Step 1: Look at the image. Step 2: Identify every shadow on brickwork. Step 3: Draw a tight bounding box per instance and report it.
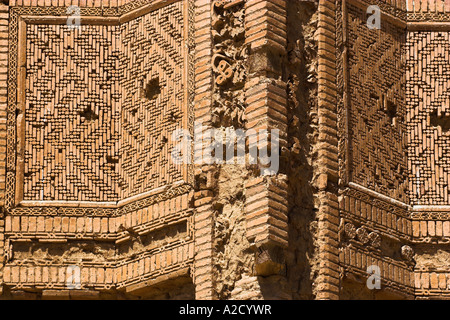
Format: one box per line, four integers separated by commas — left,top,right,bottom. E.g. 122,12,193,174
275,0,319,300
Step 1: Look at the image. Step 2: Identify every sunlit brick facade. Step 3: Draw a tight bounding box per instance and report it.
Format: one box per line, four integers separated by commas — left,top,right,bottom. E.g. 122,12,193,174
0,0,449,300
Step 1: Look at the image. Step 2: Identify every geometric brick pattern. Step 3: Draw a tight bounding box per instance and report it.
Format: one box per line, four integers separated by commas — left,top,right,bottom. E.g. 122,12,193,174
22,1,185,202
25,24,121,202
347,3,408,203
406,31,450,205
339,0,450,300
4,0,450,300
0,2,9,297
350,0,450,19
120,4,185,199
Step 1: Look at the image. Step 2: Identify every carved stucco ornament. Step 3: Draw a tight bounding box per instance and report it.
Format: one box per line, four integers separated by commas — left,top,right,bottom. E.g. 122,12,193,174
212,54,234,86
356,227,369,244
344,222,356,239
368,232,381,248
401,245,414,261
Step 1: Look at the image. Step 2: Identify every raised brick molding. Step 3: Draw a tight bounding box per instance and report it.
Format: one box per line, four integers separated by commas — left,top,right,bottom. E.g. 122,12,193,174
243,0,288,252
0,2,7,297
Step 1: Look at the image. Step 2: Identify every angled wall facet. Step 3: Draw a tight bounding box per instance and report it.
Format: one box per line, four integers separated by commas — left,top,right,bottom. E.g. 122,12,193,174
2,0,196,299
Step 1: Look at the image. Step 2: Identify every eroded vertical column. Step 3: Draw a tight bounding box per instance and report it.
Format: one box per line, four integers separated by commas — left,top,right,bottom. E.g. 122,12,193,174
314,0,340,300
244,0,289,275
193,0,216,300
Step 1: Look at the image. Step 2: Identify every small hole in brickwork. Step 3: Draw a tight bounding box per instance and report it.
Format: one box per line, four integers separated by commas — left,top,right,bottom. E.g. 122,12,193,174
106,156,119,164
386,101,397,119
168,111,181,122
382,95,397,126
32,122,45,129
430,110,450,133
370,92,379,100
79,106,99,121
144,78,161,100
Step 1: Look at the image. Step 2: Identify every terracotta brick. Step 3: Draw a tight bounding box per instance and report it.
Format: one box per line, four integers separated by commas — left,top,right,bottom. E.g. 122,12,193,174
2,0,450,302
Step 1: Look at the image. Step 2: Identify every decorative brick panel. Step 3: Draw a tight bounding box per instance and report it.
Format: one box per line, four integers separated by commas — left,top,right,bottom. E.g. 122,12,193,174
406,31,450,205
2,0,450,301
336,0,450,300
337,0,413,299
2,0,197,297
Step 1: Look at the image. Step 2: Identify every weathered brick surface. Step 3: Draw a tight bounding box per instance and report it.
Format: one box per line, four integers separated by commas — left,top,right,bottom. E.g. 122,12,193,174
2,0,450,300
0,3,6,294
1,0,196,299
336,0,450,300
314,0,340,300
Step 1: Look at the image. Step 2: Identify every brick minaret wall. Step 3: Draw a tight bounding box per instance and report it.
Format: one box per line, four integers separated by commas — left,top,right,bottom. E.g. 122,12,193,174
2,0,450,300
2,0,197,299
335,0,450,299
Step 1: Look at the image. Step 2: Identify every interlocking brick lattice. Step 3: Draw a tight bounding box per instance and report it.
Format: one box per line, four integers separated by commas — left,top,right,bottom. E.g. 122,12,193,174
21,1,186,203
407,31,450,205
25,24,122,202
347,3,408,203
119,5,185,199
